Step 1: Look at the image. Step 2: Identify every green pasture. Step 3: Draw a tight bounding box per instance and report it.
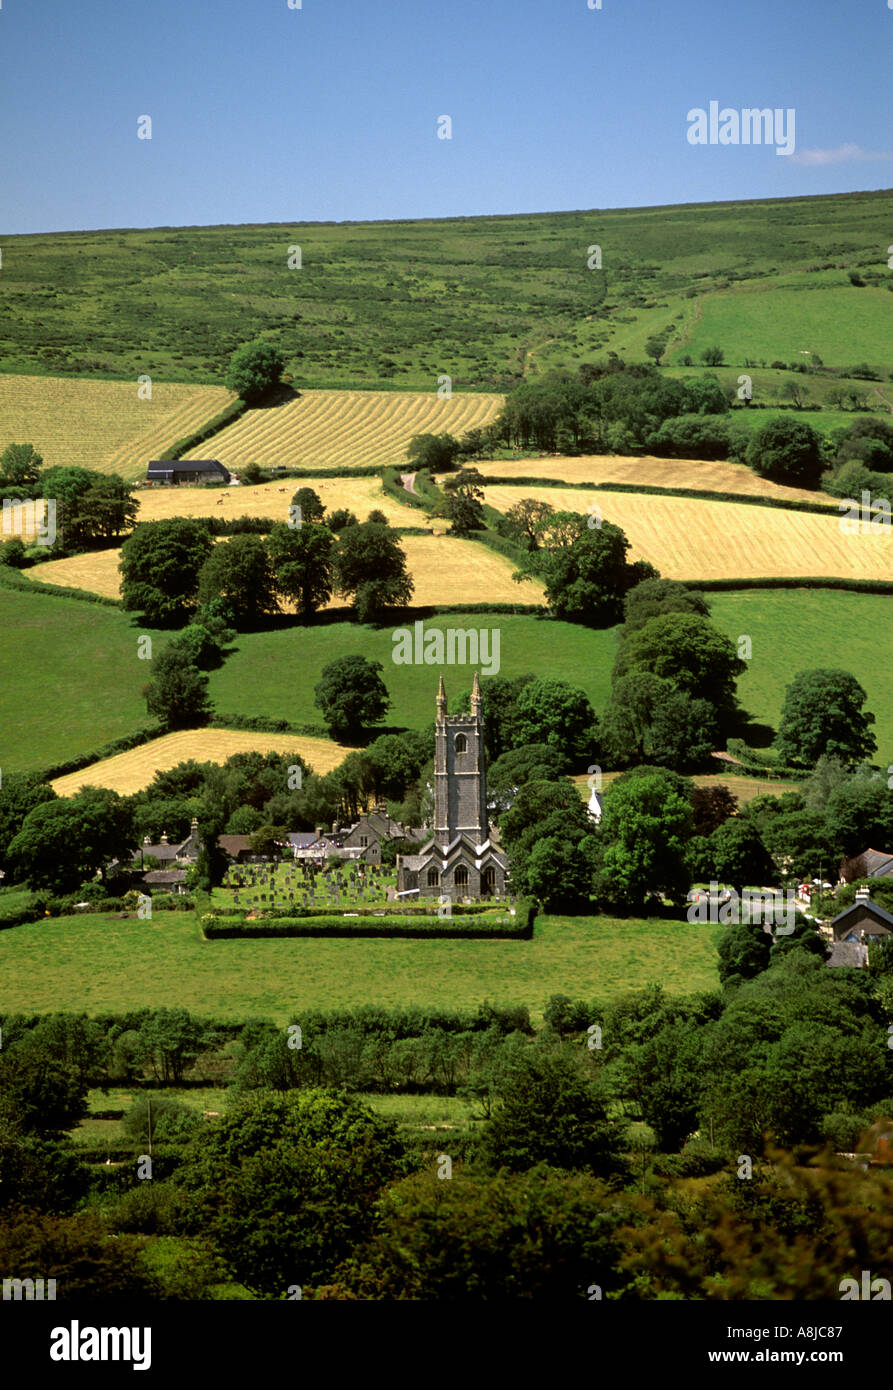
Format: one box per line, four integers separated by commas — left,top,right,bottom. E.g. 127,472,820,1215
208,613,618,737
0,588,156,777
709,589,893,765
0,910,722,1025
670,283,893,375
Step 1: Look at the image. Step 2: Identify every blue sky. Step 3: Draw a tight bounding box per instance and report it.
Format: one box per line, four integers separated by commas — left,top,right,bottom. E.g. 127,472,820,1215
1,0,891,234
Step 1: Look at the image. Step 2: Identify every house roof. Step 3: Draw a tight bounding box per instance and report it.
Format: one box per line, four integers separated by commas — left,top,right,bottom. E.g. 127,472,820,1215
827,941,869,968
218,834,253,858
841,848,893,881
831,899,893,930
142,868,187,886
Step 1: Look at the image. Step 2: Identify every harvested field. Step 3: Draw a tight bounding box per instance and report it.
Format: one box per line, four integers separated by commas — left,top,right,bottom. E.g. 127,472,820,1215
51,729,355,797
183,389,502,470
482,485,892,582
474,453,840,506
0,374,232,479
135,474,416,527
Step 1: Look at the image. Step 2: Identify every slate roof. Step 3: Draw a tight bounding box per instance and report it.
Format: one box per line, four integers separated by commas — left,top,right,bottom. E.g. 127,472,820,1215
827,941,869,968
840,848,893,882
142,868,187,886
832,899,893,932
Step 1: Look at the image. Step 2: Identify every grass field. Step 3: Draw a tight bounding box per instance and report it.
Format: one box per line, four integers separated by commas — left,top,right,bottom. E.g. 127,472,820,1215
709,589,893,766
135,475,419,527
28,533,546,607
0,588,159,777
207,614,616,734
669,281,893,372
184,390,503,471
0,374,232,479
50,729,355,797
0,911,723,1024
473,452,840,506
482,484,893,582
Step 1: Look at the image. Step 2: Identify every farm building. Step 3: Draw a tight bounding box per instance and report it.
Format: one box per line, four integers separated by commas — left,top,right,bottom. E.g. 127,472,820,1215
146,459,231,485
397,675,508,901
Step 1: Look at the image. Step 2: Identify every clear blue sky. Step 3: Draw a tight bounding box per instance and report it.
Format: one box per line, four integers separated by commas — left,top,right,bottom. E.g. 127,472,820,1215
1,0,891,234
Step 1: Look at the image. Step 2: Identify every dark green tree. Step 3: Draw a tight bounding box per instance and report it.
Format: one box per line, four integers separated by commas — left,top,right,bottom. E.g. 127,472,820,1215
7,787,137,895
313,654,390,739
143,646,212,731
266,521,335,616
196,533,279,626
746,417,824,485
119,518,214,626
775,669,877,768
224,340,285,403
334,522,414,619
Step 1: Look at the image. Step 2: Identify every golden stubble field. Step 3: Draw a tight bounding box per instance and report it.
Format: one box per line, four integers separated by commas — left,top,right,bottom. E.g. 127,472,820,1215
474,453,840,506
135,475,417,527
183,389,503,470
51,729,356,797
0,374,233,479
482,485,893,581
29,533,546,606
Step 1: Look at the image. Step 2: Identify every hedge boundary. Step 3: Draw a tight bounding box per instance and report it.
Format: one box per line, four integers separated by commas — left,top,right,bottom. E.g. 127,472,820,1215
162,397,247,460
35,723,165,782
0,565,122,607
202,900,535,939
209,713,331,739
479,476,841,516
687,577,893,595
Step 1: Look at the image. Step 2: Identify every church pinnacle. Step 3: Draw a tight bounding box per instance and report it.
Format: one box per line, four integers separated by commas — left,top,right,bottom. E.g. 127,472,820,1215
436,674,447,718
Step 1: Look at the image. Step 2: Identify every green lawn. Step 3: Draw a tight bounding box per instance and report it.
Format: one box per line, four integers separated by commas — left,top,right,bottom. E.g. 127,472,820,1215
709,590,893,765
0,910,722,1025
676,282,893,373
0,587,157,777
208,613,619,734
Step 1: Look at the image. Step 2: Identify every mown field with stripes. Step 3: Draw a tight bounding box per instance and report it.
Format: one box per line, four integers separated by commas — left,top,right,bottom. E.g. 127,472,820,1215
473,452,841,506
0,374,232,479
182,389,503,470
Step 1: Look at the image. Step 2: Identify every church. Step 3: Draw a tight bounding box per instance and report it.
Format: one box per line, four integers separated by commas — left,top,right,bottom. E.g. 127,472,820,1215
396,674,509,901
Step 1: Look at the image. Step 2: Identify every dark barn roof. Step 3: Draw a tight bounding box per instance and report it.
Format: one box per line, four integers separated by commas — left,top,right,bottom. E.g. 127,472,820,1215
147,459,230,482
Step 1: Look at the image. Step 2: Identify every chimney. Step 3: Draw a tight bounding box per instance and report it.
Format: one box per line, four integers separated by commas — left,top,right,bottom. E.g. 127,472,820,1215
855,886,871,903
143,835,151,846
315,824,324,840
160,832,169,845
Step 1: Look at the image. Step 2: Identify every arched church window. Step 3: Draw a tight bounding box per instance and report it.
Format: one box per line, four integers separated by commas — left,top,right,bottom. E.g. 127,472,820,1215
455,733,467,754
427,867,440,887
482,866,496,896
454,865,469,889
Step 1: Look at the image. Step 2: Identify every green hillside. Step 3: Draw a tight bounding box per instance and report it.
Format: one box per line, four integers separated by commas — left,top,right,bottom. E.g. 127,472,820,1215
1,190,890,390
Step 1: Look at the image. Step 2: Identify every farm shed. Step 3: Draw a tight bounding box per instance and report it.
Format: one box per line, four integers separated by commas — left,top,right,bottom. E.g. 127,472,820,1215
146,459,231,485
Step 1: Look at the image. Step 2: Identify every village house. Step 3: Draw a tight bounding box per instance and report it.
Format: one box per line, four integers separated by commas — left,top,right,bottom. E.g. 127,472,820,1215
826,888,893,968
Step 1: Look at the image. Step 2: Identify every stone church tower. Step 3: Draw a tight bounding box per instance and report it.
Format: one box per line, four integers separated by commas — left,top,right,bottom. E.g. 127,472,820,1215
433,673,488,845
396,673,508,901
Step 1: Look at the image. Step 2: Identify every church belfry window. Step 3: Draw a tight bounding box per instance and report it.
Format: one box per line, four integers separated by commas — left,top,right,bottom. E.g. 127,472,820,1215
455,733,467,754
